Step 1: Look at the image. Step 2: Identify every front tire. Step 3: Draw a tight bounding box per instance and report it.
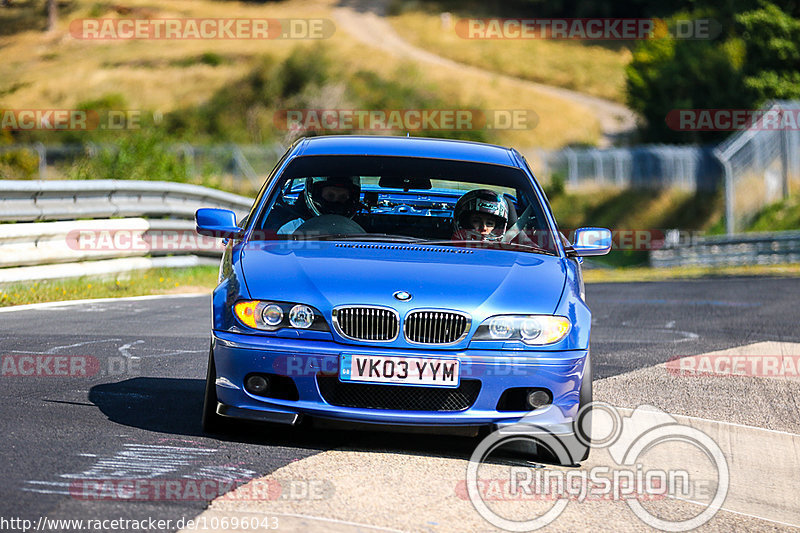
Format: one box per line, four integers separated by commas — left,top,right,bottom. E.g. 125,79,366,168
569,352,593,462
202,343,228,434
533,352,592,465
498,353,592,465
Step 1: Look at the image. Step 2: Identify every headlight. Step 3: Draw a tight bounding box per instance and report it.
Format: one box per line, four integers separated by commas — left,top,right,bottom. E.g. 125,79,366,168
488,316,515,339
262,304,284,327
234,300,328,331
474,315,570,345
519,318,543,340
289,304,314,329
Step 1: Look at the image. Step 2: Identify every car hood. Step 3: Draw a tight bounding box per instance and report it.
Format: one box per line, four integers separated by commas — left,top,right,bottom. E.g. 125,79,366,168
240,242,567,316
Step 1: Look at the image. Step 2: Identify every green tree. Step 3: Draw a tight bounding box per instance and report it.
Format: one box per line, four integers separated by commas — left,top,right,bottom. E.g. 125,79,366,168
625,2,800,143
626,16,748,143
737,3,800,102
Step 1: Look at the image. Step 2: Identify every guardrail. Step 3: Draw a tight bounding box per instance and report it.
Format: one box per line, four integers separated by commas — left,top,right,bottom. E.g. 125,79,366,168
0,143,286,186
0,179,253,222
0,180,253,283
650,230,800,267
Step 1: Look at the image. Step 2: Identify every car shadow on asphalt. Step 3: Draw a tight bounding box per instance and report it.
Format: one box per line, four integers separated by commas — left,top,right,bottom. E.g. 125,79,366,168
89,377,558,467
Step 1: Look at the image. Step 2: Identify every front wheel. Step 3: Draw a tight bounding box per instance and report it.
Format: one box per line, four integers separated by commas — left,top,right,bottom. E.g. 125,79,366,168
201,343,229,434
533,352,592,465
498,353,592,465
566,352,593,463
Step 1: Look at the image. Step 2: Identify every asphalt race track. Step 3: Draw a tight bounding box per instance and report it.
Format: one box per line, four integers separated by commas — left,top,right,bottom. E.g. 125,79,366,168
1,278,798,532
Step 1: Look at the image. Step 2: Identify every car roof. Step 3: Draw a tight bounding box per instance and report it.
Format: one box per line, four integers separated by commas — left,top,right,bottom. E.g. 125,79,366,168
293,135,521,168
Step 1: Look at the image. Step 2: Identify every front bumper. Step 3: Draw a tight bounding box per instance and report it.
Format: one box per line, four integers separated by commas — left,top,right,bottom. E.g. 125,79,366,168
211,331,588,431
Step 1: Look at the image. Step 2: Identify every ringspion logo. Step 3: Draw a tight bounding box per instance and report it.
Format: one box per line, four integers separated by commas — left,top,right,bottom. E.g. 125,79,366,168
455,474,669,502
466,403,729,531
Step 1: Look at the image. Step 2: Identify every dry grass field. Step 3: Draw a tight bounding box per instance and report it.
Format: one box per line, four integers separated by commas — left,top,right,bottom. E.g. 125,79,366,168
388,10,631,103
1,0,603,149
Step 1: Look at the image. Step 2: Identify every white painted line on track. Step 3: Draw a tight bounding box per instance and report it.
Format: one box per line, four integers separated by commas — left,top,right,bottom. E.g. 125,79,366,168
602,404,800,527
44,339,123,354
668,495,800,530
118,340,145,359
21,489,72,496
629,406,800,438
0,292,208,313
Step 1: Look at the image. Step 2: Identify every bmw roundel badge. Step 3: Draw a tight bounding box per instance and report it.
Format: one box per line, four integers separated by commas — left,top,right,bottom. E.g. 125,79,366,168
393,291,412,301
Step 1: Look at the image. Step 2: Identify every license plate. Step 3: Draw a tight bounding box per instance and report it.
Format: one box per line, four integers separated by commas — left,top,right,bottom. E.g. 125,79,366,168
339,354,460,388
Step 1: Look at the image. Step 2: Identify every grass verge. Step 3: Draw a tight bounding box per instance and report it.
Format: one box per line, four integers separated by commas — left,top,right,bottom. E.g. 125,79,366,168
547,187,725,267
584,262,800,283
0,266,218,307
748,195,800,232
2,262,797,308
387,10,631,103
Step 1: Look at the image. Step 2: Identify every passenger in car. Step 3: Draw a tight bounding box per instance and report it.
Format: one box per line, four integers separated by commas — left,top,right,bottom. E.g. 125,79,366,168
451,189,510,242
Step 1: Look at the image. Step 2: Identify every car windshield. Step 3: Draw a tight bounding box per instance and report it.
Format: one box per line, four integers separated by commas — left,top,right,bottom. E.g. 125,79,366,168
251,155,559,254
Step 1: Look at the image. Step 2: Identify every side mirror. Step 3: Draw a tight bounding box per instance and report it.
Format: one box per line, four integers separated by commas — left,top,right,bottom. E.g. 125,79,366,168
572,227,611,256
196,208,245,239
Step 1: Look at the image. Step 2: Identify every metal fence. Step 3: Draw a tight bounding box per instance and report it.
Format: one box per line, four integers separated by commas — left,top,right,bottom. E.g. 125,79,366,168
530,144,721,192
2,141,725,192
651,230,800,267
714,100,800,233
0,143,285,192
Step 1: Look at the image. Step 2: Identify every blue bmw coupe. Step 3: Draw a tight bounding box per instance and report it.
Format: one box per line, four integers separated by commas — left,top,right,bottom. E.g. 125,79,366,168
196,135,611,464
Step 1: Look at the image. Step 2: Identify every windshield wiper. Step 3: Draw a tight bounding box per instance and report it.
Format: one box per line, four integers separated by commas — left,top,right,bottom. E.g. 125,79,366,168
416,240,555,255
291,233,426,243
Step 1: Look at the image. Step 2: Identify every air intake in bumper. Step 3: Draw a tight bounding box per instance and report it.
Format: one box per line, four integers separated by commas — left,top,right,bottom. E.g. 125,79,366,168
317,375,481,411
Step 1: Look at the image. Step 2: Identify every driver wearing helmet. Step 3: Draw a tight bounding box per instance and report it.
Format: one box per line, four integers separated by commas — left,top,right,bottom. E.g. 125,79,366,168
278,176,361,234
452,189,509,242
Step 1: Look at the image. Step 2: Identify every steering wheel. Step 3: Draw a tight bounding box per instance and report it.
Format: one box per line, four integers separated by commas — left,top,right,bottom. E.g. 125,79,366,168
292,214,366,236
